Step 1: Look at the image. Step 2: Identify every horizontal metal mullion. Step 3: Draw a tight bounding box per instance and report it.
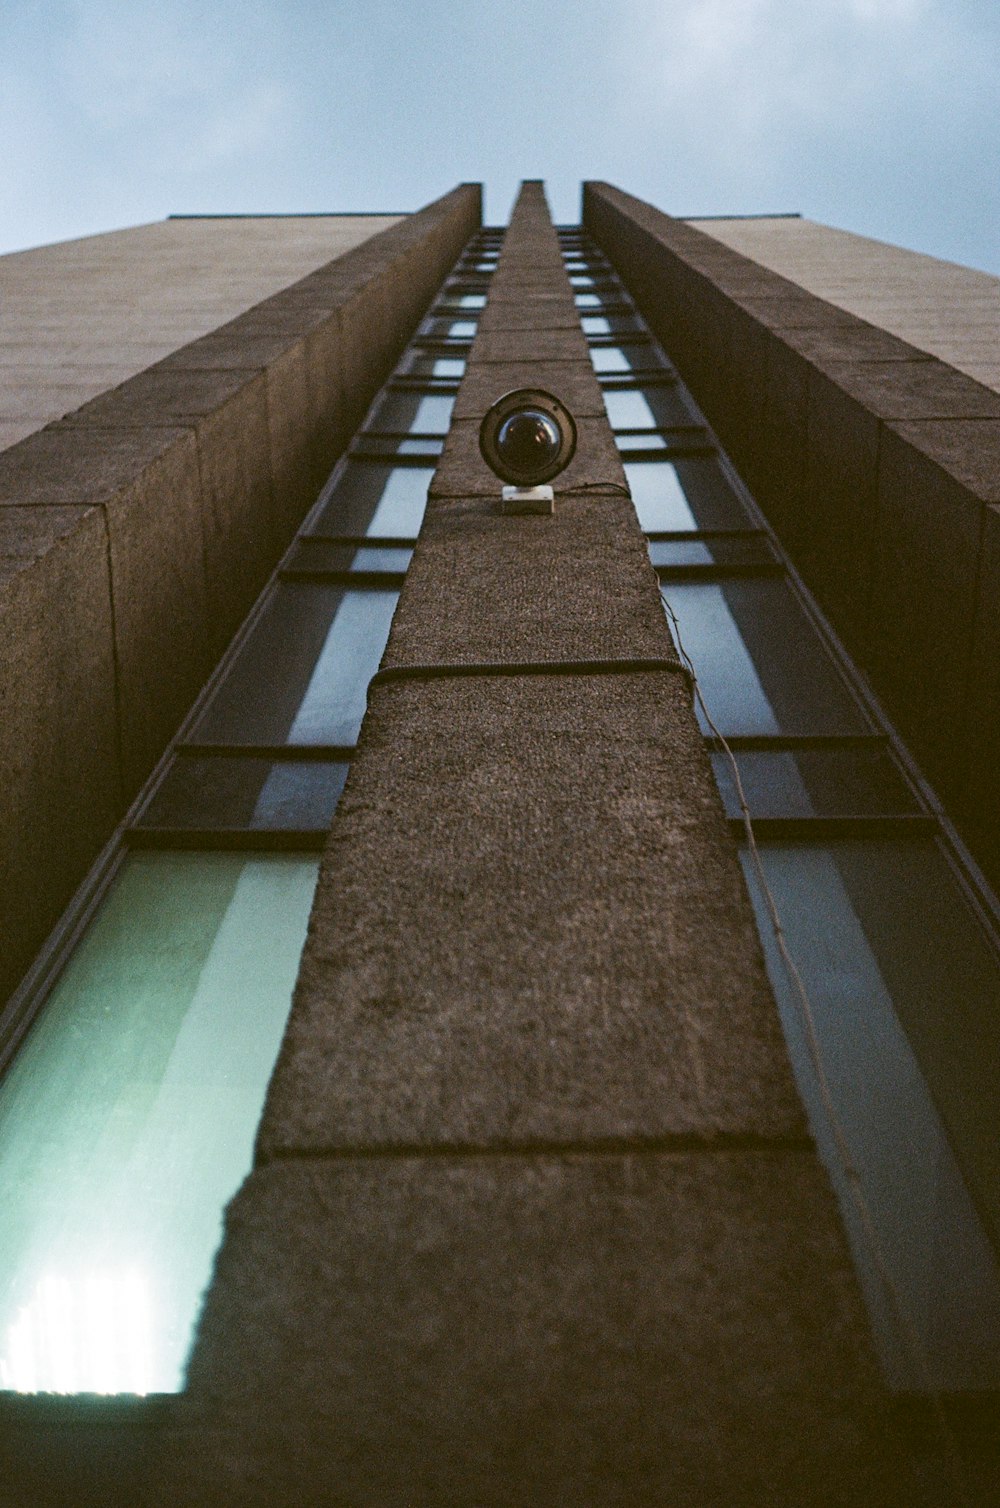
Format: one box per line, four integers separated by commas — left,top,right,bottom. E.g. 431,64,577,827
728,815,937,842
297,533,416,549
707,733,890,752
656,562,786,581
126,828,328,853
278,568,408,588
646,528,767,542
175,743,355,760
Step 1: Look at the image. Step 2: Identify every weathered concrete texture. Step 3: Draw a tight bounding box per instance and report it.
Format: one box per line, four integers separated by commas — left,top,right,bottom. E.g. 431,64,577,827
473,329,594,362
0,422,209,789
62,366,280,659
0,214,402,452
259,676,804,1154
584,181,1000,882
163,1155,914,1508
158,179,917,1505
0,184,481,1009
453,360,609,419
0,508,120,1006
688,214,1000,396
384,495,669,665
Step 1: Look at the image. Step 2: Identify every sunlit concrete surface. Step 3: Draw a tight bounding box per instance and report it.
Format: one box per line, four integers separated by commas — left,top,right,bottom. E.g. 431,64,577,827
0,215,402,452
688,216,1000,395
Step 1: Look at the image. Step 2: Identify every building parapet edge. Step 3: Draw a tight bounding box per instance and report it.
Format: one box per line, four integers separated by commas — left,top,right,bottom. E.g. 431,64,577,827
583,180,1000,888
0,183,482,1008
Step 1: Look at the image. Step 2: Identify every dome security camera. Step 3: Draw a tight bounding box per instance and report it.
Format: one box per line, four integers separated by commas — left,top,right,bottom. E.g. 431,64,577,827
479,388,577,514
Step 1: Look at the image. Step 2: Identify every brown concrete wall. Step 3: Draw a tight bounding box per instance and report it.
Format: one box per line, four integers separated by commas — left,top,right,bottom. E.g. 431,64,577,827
585,182,1000,888
686,216,1000,395
0,215,403,454
154,184,918,1506
0,185,482,1010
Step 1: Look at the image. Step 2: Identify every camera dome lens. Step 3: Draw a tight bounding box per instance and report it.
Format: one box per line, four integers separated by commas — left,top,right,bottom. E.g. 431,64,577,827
496,410,561,477
479,387,577,486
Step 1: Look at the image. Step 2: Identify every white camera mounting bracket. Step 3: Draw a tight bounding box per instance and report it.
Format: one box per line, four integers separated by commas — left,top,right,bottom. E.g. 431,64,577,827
500,483,555,515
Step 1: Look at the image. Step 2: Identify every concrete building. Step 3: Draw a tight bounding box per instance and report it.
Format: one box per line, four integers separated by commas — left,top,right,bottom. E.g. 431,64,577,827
1,180,999,1503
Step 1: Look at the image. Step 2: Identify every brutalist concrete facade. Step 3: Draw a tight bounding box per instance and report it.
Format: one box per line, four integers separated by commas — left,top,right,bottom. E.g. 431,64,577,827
0,186,480,1010
584,182,1000,893
3,181,996,1503
138,184,920,1506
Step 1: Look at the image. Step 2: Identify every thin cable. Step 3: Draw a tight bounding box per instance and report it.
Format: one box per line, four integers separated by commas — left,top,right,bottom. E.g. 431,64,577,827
658,584,972,1504
556,480,633,498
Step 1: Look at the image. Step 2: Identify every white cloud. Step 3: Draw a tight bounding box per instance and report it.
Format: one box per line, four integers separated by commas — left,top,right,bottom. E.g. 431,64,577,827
57,0,292,170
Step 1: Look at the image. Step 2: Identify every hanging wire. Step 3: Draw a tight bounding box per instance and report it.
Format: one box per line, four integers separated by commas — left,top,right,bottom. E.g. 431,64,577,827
658,583,972,1506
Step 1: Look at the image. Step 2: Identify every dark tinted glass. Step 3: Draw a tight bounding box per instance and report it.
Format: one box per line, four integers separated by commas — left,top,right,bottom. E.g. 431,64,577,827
710,746,917,819
591,344,666,375
311,463,432,537
286,542,413,574
401,353,466,380
441,293,486,309
626,458,752,532
663,578,868,735
139,756,349,831
368,391,454,434
422,317,477,340
604,385,698,430
582,314,643,337
648,536,776,569
743,840,1000,1390
192,583,398,746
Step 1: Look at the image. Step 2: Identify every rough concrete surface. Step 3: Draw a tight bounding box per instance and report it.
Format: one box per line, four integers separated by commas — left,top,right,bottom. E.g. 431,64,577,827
583,178,1000,886
0,214,402,452
688,213,1000,395
162,1155,915,1508
259,675,804,1154
0,183,480,1009
0,508,120,1004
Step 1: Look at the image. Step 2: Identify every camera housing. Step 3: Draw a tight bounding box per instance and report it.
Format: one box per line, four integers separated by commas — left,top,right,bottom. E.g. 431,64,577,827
479,388,577,489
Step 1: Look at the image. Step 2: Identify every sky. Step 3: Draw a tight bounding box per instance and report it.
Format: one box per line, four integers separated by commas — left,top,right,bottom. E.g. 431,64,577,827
1,0,998,272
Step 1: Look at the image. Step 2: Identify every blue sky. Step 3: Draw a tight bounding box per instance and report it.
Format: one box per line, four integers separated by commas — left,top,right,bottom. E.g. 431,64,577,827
2,0,998,271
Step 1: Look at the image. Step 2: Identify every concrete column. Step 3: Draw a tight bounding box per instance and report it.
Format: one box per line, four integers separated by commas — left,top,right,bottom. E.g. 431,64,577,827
153,183,919,1504
0,185,480,1010
583,181,1000,893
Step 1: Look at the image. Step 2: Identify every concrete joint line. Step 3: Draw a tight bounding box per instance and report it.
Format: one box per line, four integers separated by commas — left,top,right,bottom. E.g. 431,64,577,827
368,656,695,696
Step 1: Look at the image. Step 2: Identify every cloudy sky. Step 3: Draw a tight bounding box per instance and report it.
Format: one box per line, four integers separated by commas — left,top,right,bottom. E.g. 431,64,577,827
2,0,997,271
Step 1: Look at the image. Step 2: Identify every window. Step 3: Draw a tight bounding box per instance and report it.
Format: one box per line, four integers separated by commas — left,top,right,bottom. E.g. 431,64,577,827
566,226,1000,1394
0,226,501,1396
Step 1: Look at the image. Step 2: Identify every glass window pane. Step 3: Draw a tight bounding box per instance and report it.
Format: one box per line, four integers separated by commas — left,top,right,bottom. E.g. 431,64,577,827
312,463,431,537
575,292,604,308
193,584,398,746
401,354,466,380
591,344,665,375
710,747,917,820
441,293,486,310
287,542,413,575
350,436,442,460
0,851,318,1394
742,841,1000,1390
648,535,775,569
138,756,349,831
368,392,454,435
605,385,697,430
663,579,868,735
422,317,477,340
583,314,642,336
626,458,752,532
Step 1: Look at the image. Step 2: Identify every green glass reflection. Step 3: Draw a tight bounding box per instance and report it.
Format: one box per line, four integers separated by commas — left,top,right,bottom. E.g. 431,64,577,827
0,852,319,1395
